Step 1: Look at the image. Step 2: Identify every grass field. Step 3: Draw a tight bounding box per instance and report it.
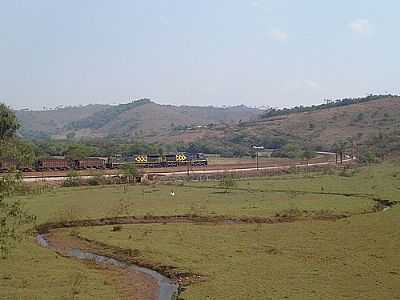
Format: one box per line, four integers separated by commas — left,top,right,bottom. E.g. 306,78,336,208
20,162,400,224
77,207,400,299
0,240,123,300
1,162,399,299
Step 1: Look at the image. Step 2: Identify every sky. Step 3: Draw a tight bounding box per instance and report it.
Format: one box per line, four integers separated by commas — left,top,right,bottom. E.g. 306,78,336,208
1,0,400,110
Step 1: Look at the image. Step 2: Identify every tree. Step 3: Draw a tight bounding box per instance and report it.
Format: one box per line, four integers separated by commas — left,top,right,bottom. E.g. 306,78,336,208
280,144,303,159
0,103,35,258
64,144,94,160
122,164,139,184
0,173,35,258
0,139,36,165
302,148,315,165
333,140,348,164
0,103,20,140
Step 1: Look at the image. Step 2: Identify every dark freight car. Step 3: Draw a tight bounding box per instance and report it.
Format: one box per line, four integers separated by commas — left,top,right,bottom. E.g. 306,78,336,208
74,158,106,169
18,162,34,172
0,159,17,172
37,159,70,171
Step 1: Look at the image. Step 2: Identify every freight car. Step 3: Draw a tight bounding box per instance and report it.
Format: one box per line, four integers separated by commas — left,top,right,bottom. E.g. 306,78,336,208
74,158,106,169
0,159,17,172
36,158,70,171
0,159,34,172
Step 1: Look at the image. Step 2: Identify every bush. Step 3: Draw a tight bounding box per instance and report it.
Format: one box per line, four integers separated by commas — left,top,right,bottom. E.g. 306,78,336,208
63,170,81,187
86,174,105,186
111,225,122,232
219,174,237,192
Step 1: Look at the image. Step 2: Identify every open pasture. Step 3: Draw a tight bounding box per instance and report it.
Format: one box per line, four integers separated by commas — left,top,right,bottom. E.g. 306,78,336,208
1,162,399,299
77,206,400,300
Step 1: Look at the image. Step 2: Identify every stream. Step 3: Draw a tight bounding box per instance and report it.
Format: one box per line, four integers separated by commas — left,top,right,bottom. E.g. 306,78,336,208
34,199,395,300
36,234,178,300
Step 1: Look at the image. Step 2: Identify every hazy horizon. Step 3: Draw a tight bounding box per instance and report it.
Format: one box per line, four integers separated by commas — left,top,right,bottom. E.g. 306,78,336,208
9,94,400,112
2,1,400,110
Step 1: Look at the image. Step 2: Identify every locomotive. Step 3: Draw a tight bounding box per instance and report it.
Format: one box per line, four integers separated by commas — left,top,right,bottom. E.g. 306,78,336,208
131,152,207,168
0,153,207,173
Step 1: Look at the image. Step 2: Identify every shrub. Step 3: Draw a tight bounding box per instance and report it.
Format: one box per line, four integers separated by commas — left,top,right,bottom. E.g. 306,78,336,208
63,170,81,187
219,174,237,192
86,174,105,186
111,225,122,232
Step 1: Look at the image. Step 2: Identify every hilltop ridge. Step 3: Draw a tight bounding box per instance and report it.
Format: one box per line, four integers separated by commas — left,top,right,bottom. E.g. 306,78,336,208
15,99,262,140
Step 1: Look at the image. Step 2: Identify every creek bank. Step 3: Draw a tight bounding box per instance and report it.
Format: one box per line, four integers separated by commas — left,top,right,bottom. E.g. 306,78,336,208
35,200,397,299
37,233,178,300
36,213,350,234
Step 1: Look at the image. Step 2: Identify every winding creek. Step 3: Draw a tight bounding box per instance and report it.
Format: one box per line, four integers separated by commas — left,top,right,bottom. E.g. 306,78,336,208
34,198,395,300
36,234,178,300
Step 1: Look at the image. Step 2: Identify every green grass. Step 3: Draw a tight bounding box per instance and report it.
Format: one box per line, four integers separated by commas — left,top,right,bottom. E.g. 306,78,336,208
77,206,400,300
21,184,373,224
0,239,122,300
234,162,400,201
20,163,400,224
1,161,400,299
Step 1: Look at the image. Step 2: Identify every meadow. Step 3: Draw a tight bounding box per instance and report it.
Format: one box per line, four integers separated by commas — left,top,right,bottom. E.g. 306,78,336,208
77,207,400,299
1,161,399,299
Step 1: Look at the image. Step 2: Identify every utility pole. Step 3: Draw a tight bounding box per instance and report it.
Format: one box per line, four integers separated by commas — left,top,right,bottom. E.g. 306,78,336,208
252,146,264,171
187,158,191,177
256,151,259,170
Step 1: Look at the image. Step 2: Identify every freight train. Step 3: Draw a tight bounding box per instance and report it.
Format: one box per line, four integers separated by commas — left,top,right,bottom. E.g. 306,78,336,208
0,153,207,173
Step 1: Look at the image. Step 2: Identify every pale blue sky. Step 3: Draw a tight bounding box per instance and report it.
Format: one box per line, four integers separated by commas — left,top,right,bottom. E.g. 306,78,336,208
1,0,399,109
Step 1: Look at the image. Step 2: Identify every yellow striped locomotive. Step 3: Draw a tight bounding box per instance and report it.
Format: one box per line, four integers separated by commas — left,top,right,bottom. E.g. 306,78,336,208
133,153,207,168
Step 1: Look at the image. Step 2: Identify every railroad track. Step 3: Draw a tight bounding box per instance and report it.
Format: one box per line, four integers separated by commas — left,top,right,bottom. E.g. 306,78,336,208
21,158,353,182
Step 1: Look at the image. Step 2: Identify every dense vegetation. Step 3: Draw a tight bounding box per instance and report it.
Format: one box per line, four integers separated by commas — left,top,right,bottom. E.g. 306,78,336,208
66,99,152,130
28,137,312,160
31,139,165,159
0,103,35,258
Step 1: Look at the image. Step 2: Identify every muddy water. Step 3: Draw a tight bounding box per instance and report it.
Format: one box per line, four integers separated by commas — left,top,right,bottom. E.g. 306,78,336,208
36,234,178,300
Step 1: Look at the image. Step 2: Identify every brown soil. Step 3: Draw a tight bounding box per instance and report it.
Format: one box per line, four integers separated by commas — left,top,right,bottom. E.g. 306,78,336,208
36,213,350,234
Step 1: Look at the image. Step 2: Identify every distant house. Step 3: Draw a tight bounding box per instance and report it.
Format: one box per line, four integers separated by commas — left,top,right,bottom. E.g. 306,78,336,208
258,149,279,158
